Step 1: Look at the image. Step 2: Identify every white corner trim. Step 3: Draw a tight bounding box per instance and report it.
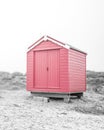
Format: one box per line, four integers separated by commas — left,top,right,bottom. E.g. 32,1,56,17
65,44,70,49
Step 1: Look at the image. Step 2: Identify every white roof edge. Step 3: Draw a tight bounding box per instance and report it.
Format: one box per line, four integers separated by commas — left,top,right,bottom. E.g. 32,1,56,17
27,35,86,54
69,45,87,54
47,37,70,49
27,35,70,52
27,38,44,52
43,35,48,41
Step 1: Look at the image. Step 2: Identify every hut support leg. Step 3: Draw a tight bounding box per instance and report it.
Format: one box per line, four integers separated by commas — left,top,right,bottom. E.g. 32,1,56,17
42,97,50,103
77,93,83,99
64,95,71,103
46,97,50,102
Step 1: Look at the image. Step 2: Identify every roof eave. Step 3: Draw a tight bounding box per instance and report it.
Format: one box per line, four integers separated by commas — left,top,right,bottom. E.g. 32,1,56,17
27,35,70,52
27,35,87,55
69,45,87,55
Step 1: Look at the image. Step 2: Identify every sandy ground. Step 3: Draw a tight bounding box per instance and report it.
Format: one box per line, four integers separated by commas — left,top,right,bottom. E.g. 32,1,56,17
0,89,104,130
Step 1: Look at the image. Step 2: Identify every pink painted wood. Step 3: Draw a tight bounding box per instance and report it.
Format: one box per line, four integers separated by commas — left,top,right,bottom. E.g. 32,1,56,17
35,51,47,88
27,36,87,94
34,50,59,89
48,50,59,89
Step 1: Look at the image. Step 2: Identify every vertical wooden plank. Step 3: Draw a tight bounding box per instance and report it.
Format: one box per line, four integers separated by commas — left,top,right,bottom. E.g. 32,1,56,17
27,51,34,90
48,50,60,88
35,51,47,88
59,48,69,91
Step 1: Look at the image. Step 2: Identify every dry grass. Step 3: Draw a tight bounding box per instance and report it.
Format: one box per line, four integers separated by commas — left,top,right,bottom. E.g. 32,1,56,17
87,70,104,94
0,71,26,90
70,91,104,115
0,70,104,129
0,71,104,116
0,90,104,130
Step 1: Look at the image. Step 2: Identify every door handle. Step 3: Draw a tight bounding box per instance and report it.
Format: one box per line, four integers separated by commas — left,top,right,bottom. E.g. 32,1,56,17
47,67,49,71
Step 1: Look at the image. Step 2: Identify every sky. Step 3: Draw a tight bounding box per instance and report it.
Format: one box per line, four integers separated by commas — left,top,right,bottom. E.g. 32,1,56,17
0,0,104,73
